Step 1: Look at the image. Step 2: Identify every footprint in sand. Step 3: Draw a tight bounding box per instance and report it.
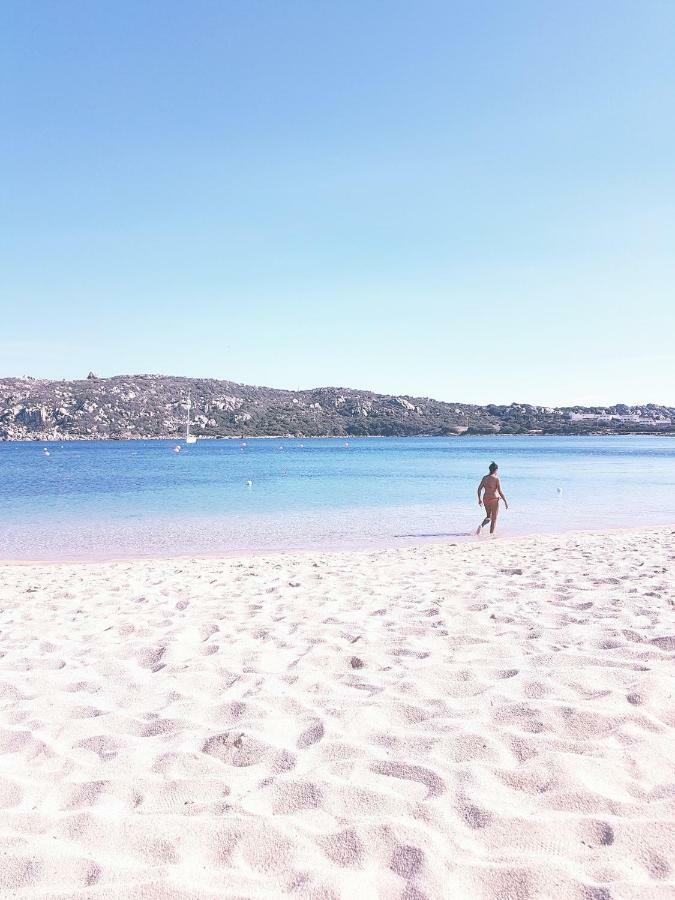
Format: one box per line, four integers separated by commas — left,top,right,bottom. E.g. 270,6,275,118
62,780,109,810
297,720,325,749
0,777,23,808
74,735,119,761
644,852,671,880
139,718,181,737
318,828,364,867
0,682,28,704
202,732,272,767
457,797,493,829
64,681,101,693
370,761,445,799
0,728,50,760
271,750,297,773
581,820,615,846
69,705,105,719
84,862,102,886
0,857,42,892
136,646,166,671
390,844,425,879
651,635,675,651
272,780,323,813
199,623,219,642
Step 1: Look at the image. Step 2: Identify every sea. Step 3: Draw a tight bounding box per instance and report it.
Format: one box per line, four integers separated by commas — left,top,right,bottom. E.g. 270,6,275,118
1,436,674,560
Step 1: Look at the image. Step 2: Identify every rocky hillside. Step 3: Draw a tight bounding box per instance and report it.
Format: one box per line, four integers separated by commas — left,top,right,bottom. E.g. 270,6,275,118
1,374,673,439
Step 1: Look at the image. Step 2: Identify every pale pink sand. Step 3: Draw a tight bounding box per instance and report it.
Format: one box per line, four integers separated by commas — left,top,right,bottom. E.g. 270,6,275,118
0,528,673,899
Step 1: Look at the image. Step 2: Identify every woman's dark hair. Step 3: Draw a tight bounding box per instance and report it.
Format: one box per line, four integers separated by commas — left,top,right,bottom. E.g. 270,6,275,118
489,462,498,474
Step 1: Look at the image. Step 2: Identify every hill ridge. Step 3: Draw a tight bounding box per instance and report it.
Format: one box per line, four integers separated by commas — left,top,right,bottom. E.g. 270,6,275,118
1,374,673,439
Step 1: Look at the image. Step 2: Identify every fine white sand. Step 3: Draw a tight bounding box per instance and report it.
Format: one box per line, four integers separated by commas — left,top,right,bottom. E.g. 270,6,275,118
0,528,673,899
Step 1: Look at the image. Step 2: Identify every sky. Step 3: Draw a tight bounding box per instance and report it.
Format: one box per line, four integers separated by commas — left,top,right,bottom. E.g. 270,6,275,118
1,1,674,407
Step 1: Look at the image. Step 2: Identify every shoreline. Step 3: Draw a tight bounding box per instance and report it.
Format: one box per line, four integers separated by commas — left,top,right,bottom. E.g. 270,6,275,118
1,522,674,567
3,432,675,442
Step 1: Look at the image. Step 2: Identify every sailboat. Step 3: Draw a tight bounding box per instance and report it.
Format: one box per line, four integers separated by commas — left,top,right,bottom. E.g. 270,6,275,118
185,393,197,444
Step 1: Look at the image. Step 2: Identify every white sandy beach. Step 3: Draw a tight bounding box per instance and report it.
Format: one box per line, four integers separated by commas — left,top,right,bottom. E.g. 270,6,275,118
0,527,673,899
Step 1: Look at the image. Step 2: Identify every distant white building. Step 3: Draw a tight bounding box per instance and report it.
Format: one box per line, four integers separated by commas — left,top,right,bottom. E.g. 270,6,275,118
569,412,671,426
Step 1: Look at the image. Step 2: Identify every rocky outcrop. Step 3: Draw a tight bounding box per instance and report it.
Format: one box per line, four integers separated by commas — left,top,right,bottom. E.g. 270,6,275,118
15,406,48,428
0,375,672,440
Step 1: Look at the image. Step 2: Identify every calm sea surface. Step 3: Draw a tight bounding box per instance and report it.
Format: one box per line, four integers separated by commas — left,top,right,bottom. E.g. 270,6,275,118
1,436,674,560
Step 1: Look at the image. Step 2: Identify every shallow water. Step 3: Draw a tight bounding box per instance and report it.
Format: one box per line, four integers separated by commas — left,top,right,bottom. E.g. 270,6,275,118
1,436,674,559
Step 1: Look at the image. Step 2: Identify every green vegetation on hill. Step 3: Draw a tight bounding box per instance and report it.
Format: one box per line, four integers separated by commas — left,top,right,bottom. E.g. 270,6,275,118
1,374,673,439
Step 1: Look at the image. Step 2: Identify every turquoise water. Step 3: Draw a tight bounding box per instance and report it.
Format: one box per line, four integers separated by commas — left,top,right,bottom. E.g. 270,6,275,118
1,436,673,559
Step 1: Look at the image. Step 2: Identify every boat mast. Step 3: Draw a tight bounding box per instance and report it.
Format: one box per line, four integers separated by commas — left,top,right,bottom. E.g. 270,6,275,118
186,392,191,442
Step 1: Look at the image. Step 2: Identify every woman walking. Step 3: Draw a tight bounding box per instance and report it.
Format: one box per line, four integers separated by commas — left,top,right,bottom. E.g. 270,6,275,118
477,462,508,535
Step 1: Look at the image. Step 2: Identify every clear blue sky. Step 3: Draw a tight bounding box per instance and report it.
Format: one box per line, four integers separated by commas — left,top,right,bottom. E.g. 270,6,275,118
2,1,674,406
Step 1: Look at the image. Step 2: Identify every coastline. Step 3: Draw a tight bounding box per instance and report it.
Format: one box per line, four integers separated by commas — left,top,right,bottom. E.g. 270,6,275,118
1,526,673,897
1,521,674,567
3,431,675,441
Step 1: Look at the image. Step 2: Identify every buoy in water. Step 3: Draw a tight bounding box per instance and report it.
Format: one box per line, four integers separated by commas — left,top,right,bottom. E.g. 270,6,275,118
173,445,181,453
245,479,253,487
42,448,50,456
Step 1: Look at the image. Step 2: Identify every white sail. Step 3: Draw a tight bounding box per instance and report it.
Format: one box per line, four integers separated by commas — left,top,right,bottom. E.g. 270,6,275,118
185,393,197,444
